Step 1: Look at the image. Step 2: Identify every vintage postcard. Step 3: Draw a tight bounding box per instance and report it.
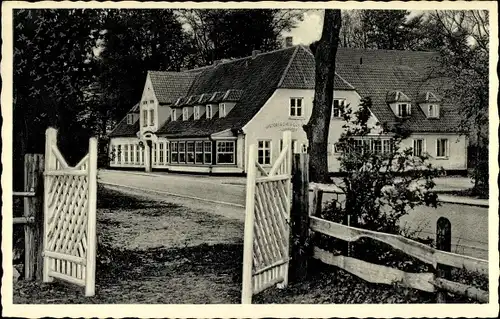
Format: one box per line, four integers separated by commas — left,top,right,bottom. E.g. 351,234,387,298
1,1,498,318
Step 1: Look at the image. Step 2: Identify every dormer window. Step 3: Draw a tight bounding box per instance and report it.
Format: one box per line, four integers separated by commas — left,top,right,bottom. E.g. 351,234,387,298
428,104,440,118
194,106,200,120
183,107,189,121
171,109,177,121
206,105,213,119
397,103,411,117
127,114,134,125
219,103,226,118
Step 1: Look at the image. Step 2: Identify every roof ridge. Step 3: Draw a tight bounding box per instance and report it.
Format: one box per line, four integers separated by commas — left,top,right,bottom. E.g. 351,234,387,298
277,46,300,88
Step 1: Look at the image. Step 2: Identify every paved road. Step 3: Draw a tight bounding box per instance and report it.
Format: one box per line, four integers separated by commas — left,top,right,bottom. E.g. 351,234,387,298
98,169,489,260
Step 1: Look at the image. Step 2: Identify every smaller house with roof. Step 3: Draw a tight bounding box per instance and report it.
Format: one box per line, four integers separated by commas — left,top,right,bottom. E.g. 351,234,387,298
108,44,467,174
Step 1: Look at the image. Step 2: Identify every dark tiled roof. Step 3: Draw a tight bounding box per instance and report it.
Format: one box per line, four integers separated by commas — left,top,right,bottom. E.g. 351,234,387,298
149,71,198,104
158,46,300,137
279,46,355,90
386,90,411,103
109,104,140,137
209,91,225,103
223,89,244,102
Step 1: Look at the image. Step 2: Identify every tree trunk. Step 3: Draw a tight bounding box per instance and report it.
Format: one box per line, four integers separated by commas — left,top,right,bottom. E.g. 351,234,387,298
304,10,342,183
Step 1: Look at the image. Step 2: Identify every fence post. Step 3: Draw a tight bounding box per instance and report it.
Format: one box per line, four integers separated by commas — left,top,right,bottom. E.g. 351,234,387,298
24,154,44,281
43,128,57,283
290,153,310,282
241,144,257,304
436,217,452,303
85,137,98,297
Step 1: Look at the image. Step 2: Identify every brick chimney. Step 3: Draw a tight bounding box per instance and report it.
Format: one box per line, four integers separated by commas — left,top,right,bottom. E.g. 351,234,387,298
252,50,261,59
285,36,293,48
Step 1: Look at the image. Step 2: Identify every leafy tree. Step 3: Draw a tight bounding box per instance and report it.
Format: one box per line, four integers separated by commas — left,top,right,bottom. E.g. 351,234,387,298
323,97,441,234
13,9,100,180
95,9,192,133
304,9,341,183
419,10,489,196
178,9,304,66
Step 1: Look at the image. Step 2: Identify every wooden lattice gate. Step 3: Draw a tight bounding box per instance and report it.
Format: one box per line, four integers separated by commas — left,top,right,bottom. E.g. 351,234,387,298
42,127,98,296
241,131,293,304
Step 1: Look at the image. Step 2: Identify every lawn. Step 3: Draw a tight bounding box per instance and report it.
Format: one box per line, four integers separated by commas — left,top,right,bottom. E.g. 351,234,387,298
13,185,487,304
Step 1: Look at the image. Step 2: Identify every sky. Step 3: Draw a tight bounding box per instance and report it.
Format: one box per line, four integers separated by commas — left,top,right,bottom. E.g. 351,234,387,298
284,10,425,46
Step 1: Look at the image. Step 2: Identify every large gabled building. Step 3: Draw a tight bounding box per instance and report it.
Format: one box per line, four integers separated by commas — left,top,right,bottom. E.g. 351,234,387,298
108,44,467,174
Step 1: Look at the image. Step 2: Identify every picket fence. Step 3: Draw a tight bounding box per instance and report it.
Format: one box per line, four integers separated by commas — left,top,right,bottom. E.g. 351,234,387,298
309,183,489,303
43,128,98,296
241,131,293,304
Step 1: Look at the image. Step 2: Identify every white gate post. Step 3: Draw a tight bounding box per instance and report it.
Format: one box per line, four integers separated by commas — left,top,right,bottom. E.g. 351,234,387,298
43,128,57,283
282,130,292,288
85,137,98,296
241,144,257,304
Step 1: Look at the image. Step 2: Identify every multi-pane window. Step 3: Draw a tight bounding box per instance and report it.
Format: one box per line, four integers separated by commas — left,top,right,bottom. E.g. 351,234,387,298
149,99,154,104
290,98,303,118
149,109,155,126
171,109,177,121
124,145,129,163
436,139,448,158
219,103,226,117
111,145,117,163
217,141,235,164
397,103,411,117
152,143,157,164
332,99,346,118
382,139,393,154
130,144,135,163
194,106,200,120
195,141,204,163
204,141,212,164
159,143,164,164
178,142,186,163
206,105,213,119
187,142,195,163
117,145,122,163
142,110,148,127
126,114,134,125
171,142,178,163
183,107,189,121
372,139,383,154
165,142,170,163
413,139,424,156
428,105,439,118
136,144,140,164
258,140,272,165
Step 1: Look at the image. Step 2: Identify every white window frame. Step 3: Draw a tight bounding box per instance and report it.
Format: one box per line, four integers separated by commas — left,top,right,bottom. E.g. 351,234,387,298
413,139,425,156
428,104,439,118
159,143,164,164
257,140,272,166
165,142,170,163
171,142,178,163
194,106,200,120
142,110,148,127
126,114,134,125
178,142,186,163
206,105,213,119
397,103,411,117
195,141,204,164
289,97,304,118
204,141,212,164
216,141,236,164
436,138,449,158
135,144,140,164
149,109,155,126
152,143,157,164
171,109,177,121
149,99,155,104
219,103,226,118
124,144,129,164
332,98,346,118
186,141,195,163
183,107,189,121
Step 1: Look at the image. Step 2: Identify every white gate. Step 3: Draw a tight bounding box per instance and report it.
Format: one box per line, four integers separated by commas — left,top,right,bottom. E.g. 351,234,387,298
241,131,293,304
43,127,98,296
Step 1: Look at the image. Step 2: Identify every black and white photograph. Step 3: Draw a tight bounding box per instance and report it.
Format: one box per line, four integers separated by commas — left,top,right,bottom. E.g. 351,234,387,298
1,1,498,318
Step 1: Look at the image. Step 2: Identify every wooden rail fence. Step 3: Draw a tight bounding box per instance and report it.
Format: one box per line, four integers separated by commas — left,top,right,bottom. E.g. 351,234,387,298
307,182,489,303
13,154,44,280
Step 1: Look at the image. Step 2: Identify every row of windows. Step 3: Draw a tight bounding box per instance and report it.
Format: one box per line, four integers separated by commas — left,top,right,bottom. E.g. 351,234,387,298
334,138,449,158
171,103,229,122
111,144,145,165
289,97,347,119
142,109,155,127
